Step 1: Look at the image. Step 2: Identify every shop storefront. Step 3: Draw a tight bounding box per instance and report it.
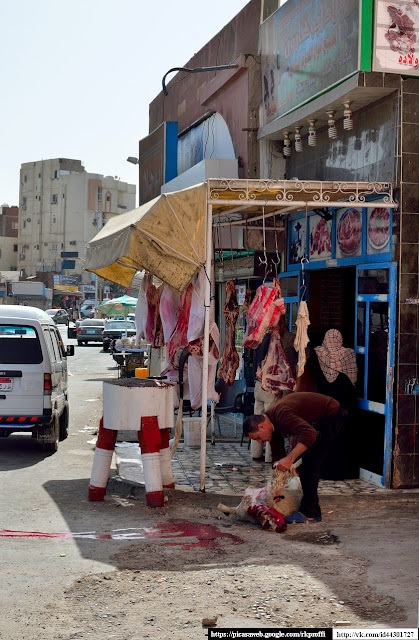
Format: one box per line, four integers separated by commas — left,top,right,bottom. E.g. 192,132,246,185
279,204,395,487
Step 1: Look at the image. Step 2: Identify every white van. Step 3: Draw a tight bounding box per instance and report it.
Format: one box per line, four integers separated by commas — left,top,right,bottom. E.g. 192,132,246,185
0,305,74,451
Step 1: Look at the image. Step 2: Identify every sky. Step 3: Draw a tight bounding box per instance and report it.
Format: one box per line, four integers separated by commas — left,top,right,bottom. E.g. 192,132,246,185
0,0,249,207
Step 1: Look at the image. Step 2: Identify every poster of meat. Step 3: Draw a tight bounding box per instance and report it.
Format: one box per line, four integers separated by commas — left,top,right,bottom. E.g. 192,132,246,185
289,218,306,264
309,215,332,260
373,0,419,75
336,208,362,258
367,208,391,254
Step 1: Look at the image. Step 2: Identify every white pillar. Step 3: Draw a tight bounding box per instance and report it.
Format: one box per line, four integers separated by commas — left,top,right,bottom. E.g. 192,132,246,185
200,202,213,491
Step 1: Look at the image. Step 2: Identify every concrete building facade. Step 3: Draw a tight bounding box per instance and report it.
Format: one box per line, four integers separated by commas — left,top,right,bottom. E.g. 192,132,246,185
0,205,19,272
18,158,135,285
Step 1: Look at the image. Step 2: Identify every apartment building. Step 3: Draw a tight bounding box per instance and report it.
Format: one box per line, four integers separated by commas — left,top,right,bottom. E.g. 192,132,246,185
18,158,135,285
0,205,19,272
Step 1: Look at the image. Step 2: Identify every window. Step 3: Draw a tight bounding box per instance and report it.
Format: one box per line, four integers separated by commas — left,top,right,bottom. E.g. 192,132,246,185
12,222,18,230
22,197,27,210
24,175,27,183
0,325,43,364
52,194,58,204
38,173,41,178
97,187,103,203
13,245,17,252
54,170,60,179
43,328,57,363
51,244,57,251
69,240,77,246
62,193,65,198
23,220,26,229
52,216,56,223
0,249,2,258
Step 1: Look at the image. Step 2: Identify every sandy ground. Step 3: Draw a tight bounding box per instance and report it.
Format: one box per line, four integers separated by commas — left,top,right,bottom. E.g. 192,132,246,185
5,487,417,640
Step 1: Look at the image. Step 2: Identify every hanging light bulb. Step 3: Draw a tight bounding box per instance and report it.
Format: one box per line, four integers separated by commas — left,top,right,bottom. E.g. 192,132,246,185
343,100,353,130
283,132,292,157
294,126,303,152
327,110,338,139
308,119,317,147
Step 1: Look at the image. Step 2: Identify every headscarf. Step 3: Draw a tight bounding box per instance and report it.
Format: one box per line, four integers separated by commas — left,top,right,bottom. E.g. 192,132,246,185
314,329,357,385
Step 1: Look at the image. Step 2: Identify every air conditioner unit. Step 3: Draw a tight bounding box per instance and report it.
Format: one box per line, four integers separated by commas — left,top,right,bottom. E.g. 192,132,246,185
27,218,31,222
19,253,25,259
21,205,26,210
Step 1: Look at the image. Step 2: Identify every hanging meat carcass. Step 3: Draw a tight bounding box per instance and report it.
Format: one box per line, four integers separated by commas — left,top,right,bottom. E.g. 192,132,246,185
160,284,181,379
217,280,240,385
187,268,220,410
145,278,164,348
134,272,149,346
243,278,285,349
167,283,193,368
257,325,296,394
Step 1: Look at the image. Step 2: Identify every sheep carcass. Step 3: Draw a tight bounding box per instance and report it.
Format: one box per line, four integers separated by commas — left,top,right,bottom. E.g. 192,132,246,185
217,463,302,532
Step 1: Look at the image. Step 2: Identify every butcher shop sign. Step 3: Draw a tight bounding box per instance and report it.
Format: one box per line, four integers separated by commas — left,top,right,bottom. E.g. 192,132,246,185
373,0,419,75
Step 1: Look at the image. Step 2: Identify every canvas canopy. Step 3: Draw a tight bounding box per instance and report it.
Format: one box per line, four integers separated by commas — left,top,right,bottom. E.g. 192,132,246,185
86,183,207,293
86,178,394,491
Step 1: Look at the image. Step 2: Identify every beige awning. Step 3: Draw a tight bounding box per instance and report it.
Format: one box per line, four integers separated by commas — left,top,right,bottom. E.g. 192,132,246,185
86,178,394,291
86,183,207,292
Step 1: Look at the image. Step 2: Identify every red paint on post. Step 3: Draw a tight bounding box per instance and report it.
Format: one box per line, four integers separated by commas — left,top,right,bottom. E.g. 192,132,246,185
96,417,118,450
138,416,161,453
88,485,107,501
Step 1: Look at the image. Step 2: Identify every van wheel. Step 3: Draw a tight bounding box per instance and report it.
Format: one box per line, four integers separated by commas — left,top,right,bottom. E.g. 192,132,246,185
43,414,60,452
59,405,69,441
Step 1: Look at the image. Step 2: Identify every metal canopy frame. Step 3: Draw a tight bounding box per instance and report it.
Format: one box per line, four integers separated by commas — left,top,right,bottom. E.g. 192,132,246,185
197,178,394,491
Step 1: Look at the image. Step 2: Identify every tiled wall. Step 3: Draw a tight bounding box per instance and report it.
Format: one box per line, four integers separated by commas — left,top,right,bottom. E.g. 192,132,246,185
393,77,419,489
285,75,419,488
287,91,400,183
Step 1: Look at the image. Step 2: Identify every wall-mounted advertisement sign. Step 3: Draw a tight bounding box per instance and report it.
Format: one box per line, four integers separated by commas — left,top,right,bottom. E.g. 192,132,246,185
373,0,419,75
261,0,360,125
139,121,178,205
309,214,332,260
335,207,363,259
289,217,306,264
367,207,391,254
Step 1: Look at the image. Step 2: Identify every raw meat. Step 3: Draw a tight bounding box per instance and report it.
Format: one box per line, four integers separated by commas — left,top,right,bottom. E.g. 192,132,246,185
294,300,310,378
385,4,418,55
217,280,240,385
134,272,149,345
243,278,285,349
243,288,253,322
145,278,164,348
257,326,295,394
159,284,181,378
187,268,220,409
166,283,193,369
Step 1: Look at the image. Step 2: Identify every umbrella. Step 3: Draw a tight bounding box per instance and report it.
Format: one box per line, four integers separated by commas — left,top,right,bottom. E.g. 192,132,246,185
96,295,138,336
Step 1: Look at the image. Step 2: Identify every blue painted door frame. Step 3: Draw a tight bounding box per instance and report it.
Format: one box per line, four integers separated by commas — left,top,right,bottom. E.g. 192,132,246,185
355,262,397,488
279,262,396,488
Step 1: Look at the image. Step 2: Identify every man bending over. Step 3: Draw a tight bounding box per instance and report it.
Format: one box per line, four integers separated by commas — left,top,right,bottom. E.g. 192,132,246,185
243,392,346,523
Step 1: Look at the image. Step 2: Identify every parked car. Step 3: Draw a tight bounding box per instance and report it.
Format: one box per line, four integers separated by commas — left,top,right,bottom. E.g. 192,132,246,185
45,308,69,326
80,301,98,319
76,319,106,345
0,305,74,451
102,319,136,352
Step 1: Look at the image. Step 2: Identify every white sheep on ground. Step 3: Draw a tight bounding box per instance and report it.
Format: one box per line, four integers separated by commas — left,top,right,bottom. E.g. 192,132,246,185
217,461,302,529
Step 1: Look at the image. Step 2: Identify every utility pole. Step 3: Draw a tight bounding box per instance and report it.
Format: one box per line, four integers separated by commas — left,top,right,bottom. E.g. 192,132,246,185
95,211,104,317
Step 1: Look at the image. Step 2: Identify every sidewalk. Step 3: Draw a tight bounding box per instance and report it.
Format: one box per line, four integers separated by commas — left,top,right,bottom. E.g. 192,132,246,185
114,414,392,496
